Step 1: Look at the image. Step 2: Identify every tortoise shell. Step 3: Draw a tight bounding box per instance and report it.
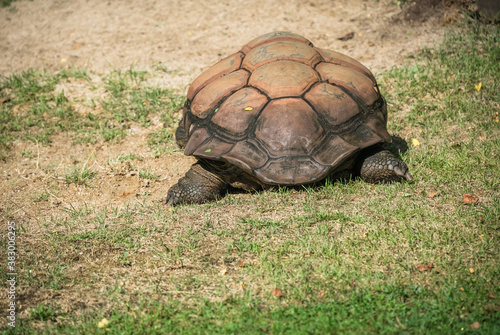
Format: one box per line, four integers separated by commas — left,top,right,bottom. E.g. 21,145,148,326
179,31,391,185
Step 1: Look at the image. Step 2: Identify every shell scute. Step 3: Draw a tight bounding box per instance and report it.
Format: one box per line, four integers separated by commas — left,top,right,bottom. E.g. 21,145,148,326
249,60,319,99
314,47,375,82
313,135,358,166
241,31,313,54
243,41,322,71
255,159,328,185
254,98,324,157
191,136,234,159
341,124,383,148
187,52,244,101
211,87,268,137
184,128,211,156
365,108,391,143
191,69,249,119
316,63,379,106
223,140,269,172
304,82,360,126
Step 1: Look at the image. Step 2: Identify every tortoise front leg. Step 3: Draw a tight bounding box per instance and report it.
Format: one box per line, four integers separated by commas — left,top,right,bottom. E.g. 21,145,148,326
166,162,229,206
359,149,413,183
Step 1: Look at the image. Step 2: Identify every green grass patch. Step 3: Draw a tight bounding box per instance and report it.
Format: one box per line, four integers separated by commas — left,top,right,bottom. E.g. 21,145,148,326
9,285,500,334
380,23,499,139
147,127,179,156
1,0,16,8
28,303,58,322
139,169,160,181
116,153,143,162
0,66,183,158
0,68,92,156
101,67,184,127
31,190,50,202
64,165,97,186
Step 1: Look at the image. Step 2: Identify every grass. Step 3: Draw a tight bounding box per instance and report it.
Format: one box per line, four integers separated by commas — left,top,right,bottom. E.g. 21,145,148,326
0,20,499,334
28,304,57,322
101,67,184,127
8,287,497,333
116,153,143,162
0,66,183,158
64,164,98,186
0,0,16,8
31,190,50,202
139,169,160,181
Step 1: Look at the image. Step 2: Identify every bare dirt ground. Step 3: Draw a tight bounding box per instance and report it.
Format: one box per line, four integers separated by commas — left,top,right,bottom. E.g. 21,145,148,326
0,0,475,326
1,0,462,82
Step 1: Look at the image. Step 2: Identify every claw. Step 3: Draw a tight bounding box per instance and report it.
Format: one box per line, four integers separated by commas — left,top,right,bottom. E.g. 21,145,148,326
393,165,413,181
165,187,180,206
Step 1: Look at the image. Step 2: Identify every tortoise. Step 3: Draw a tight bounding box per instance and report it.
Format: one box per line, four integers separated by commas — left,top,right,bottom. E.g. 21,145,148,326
166,31,413,205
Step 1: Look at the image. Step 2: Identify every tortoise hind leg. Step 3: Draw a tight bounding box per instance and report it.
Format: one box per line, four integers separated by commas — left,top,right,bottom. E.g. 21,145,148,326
358,148,413,183
166,161,229,206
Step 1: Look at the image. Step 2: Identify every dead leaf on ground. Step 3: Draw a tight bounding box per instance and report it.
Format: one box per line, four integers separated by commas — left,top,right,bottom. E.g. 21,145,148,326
237,262,244,267
427,190,438,199
470,322,480,329
417,263,434,272
462,193,479,205
272,288,285,297
488,292,495,299
219,268,228,276
338,32,354,41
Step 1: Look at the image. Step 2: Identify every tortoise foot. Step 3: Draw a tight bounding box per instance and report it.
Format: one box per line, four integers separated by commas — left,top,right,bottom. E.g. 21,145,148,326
359,149,413,183
166,162,229,206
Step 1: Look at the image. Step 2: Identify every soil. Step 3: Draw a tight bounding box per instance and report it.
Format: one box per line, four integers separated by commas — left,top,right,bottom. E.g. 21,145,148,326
2,0,464,80
0,0,472,325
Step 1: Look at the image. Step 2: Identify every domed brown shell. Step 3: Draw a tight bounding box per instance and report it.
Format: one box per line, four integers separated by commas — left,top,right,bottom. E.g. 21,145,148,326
180,31,391,185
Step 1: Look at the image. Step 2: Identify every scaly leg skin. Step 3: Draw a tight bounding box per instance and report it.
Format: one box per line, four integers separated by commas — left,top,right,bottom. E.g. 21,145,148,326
166,162,229,206
359,149,413,183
